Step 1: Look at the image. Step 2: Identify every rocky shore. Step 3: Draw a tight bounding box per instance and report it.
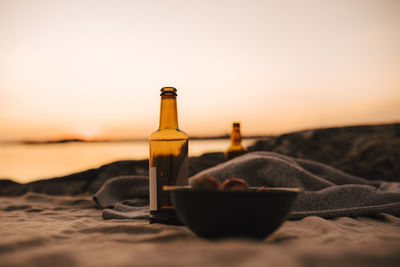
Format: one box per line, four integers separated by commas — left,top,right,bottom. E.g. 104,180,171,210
248,123,400,181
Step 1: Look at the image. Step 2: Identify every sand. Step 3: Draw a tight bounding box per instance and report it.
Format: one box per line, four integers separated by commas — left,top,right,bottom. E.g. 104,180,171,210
1,193,400,267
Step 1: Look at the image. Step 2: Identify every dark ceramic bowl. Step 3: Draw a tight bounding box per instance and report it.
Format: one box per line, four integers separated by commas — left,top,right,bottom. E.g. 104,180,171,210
164,186,302,239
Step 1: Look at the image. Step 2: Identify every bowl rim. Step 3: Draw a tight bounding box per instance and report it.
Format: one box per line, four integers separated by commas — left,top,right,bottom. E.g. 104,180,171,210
163,185,303,193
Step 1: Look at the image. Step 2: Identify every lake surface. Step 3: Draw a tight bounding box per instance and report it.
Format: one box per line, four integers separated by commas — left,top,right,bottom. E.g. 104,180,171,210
0,139,256,183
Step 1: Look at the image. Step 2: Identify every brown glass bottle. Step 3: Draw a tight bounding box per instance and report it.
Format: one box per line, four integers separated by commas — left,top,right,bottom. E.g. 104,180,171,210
149,87,188,225
225,122,246,160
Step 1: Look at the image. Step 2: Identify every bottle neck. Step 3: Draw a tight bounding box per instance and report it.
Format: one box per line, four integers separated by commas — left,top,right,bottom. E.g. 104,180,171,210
159,95,178,129
231,126,241,145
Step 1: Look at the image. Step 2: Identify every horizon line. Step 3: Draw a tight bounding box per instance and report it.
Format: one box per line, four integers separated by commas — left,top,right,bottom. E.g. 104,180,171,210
1,121,398,145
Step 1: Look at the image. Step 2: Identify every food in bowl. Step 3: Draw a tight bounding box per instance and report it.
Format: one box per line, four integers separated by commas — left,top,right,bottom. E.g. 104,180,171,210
191,175,221,190
221,178,249,191
191,175,250,191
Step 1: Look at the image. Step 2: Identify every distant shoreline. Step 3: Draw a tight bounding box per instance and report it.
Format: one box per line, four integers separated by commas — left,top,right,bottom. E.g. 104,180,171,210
1,121,398,145
1,135,270,145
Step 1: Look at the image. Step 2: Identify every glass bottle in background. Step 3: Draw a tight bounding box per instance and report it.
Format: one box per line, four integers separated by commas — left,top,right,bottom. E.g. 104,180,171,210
149,87,188,225
225,122,246,160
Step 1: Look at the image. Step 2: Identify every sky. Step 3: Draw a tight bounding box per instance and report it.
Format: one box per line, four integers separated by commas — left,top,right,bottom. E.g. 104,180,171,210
0,0,399,142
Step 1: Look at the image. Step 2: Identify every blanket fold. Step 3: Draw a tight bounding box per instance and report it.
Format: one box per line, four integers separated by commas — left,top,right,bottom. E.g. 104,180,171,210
94,152,400,220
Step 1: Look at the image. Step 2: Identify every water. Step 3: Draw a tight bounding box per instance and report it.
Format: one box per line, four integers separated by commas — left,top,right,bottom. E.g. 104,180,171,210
0,139,255,183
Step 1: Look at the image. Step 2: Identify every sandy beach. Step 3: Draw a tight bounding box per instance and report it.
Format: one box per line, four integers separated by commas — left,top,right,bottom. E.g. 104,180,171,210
1,193,400,267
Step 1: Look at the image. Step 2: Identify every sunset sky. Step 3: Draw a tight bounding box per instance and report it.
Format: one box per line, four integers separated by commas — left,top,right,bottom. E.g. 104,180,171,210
0,0,399,142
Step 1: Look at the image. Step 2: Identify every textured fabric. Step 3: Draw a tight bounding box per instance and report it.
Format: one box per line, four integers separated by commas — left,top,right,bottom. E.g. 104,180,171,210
93,175,149,220
94,152,400,219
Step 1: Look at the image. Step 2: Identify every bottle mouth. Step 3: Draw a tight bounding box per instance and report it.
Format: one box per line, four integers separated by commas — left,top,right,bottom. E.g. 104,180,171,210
161,87,177,96
233,122,240,127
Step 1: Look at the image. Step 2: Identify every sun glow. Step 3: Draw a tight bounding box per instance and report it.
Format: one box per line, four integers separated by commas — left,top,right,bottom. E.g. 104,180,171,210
75,126,102,141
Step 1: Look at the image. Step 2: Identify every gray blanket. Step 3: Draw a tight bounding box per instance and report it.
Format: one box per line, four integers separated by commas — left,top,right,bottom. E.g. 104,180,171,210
93,152,400,220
